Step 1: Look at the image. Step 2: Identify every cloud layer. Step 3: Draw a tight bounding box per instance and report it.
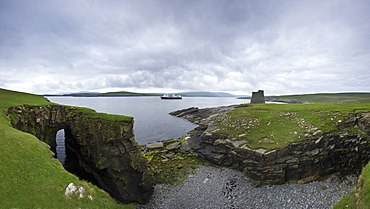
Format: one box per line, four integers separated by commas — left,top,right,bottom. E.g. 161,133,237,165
1,0,369,95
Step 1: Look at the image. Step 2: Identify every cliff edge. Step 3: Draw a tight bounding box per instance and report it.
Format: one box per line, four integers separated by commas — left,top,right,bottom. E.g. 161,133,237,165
171,104,370,186
7,104,153,204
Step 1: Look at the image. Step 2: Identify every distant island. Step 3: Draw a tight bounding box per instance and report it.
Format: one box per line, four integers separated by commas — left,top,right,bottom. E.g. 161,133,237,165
44,91,158,97
43,91,370,104
43,91,240,97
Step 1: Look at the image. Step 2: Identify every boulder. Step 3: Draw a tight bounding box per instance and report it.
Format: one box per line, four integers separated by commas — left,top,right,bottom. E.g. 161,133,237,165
147,142,164,150
166,142,181,150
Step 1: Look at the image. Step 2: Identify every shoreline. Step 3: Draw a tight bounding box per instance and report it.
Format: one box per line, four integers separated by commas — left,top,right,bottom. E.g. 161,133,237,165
139,102,370,208
136,165,357,208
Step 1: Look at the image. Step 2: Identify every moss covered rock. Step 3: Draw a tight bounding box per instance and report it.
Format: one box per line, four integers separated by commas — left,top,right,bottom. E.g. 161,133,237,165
7,104,153,204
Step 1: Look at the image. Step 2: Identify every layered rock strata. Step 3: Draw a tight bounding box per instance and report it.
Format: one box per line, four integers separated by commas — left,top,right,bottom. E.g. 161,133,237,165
171,106,370,186
7,105,153,204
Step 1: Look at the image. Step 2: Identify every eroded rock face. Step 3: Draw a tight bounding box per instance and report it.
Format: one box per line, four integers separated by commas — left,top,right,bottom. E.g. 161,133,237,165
174,107,370,186
7,105,153,204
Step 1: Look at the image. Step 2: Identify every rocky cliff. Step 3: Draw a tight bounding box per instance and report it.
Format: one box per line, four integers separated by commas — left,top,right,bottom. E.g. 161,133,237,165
172,106,370,186
7,104,153,204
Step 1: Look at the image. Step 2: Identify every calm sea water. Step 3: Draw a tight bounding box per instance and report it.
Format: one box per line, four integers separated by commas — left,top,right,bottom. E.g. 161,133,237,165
46,96,249,145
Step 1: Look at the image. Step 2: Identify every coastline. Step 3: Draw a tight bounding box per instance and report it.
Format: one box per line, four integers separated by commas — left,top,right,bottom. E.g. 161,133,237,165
136,165,356,208
138,102,370,208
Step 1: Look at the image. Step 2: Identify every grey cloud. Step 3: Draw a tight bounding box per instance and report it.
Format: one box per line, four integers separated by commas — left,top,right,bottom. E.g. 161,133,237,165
0,0,369,94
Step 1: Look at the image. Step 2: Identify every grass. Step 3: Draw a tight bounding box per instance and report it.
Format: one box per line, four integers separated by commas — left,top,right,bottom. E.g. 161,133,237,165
334,163,370,209
68,106,133,122
0,88,132,208
214,103,370,151
269,92,370,103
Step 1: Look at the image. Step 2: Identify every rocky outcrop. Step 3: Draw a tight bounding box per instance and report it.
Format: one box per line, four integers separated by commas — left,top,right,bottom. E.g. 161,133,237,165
7,105,153,204
169,106,237,124
173,107,370,186
265,97,305,104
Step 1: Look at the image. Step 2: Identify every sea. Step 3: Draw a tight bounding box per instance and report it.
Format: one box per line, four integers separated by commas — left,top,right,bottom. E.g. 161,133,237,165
46,96,250,146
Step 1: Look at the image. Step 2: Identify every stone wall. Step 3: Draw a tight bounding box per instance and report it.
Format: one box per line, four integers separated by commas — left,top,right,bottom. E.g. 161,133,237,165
7,105,153,203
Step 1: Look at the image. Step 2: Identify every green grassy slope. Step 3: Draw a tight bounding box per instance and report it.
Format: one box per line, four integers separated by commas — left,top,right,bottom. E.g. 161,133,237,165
215,102,370,150
269,92,370,103
334,163,370,209
0,88,131,208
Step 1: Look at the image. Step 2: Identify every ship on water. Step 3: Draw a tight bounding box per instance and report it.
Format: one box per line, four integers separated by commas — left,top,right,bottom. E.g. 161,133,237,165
160,94,182,99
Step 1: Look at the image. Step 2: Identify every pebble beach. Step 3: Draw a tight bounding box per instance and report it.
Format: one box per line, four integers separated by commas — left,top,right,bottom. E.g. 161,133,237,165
136,165,356,209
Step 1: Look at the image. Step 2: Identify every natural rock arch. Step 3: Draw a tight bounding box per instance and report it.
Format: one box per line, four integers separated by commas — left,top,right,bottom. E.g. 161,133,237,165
7,105,153,204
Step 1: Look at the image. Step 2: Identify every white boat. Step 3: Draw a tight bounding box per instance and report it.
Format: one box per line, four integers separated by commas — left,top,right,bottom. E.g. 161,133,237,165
160,94,182,99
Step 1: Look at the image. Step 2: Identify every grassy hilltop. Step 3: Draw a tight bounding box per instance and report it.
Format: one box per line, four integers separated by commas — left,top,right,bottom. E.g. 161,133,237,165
215,102,370,151
0,88,131,208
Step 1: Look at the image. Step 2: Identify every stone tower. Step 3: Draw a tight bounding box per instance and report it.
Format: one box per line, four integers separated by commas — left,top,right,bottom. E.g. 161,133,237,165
250,90,265,104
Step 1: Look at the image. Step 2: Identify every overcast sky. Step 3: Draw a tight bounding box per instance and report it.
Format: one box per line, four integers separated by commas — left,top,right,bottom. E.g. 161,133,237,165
0,0,369,95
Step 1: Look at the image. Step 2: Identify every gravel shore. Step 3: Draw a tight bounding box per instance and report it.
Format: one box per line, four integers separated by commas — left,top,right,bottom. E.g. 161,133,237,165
135,165,357,209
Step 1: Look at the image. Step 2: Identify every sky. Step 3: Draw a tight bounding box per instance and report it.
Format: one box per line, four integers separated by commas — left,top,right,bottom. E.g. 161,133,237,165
0,0,369,96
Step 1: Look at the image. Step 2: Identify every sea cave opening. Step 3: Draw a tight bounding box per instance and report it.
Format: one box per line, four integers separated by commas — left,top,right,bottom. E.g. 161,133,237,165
55,129,66,165
54,128,98,186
